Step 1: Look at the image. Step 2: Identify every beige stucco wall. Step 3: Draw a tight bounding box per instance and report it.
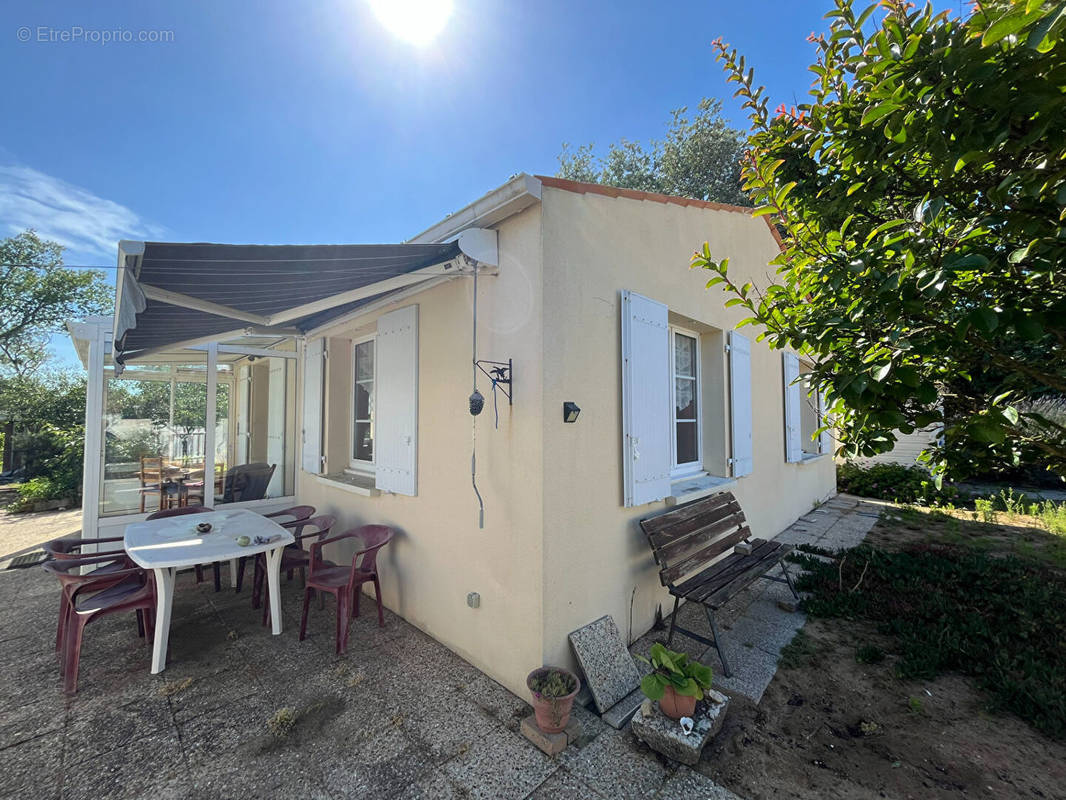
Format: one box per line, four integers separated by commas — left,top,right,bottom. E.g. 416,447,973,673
538,187,836,670
295,204,545,698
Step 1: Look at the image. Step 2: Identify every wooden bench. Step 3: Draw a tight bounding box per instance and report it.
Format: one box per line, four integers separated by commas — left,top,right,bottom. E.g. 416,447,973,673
640,491,798,677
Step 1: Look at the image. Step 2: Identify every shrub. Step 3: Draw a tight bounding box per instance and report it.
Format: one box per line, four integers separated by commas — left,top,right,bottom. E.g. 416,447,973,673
793,543,1066,739
837,462,958,505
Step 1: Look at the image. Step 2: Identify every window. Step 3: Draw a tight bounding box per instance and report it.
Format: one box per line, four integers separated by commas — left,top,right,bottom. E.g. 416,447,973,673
670,327,702,474
351,337,375,469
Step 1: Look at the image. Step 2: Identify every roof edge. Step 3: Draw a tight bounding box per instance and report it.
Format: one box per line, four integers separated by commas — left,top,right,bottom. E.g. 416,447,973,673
409,173,542,244
534,175,783,249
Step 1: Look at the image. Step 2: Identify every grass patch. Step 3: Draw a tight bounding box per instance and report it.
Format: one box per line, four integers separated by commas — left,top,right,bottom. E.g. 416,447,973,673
792,543,1066,739
267,707,297,738
778,629,818,670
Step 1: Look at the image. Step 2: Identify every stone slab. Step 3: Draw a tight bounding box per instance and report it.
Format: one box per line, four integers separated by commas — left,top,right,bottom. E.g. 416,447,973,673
519,713,581,755
568,615,641,714
630,689,730,766
601,686,644,729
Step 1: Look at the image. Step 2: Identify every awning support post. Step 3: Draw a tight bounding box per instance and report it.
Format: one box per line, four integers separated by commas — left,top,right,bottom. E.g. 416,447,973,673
80,321,108,541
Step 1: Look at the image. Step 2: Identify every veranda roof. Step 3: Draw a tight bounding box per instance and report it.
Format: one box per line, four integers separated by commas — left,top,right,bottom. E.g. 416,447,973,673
112,238,486,364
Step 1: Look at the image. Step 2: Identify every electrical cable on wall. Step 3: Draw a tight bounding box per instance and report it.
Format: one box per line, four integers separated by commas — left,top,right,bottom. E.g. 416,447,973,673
469,261,485,529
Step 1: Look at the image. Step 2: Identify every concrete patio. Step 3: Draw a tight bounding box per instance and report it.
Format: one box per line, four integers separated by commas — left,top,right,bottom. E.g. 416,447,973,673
0,554,737,799
0,495,880,799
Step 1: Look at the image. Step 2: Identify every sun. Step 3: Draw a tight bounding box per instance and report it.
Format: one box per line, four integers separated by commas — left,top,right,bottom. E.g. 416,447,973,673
367,0,454,46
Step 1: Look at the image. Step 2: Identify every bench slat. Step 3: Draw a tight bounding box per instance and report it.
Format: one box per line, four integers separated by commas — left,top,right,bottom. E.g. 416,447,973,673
659,526,752,585
669,541,771,597
700,544,792,609
655,512,747,569
640,491,736,535
677,539,780,601
646,501,744,549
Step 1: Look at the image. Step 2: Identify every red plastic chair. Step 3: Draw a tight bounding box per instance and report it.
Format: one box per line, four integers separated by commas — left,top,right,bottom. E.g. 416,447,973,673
42,535,138,652
257,515,336,624
240,505,317,597
299,525,393,653
146,506,219,590
43,555,156,693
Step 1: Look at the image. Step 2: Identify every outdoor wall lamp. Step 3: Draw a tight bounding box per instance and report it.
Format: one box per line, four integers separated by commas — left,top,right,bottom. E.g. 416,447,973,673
563,402,581,423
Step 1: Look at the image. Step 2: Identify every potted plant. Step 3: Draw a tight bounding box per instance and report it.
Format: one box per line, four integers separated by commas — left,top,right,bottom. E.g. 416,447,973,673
637,643,713,720
526,666,580,734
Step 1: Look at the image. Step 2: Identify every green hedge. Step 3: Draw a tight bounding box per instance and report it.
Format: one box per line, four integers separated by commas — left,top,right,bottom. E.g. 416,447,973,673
837,462,958,505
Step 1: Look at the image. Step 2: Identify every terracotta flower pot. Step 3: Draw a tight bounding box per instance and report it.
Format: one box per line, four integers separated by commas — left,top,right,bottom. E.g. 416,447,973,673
659,684,697,720
526,666,580,734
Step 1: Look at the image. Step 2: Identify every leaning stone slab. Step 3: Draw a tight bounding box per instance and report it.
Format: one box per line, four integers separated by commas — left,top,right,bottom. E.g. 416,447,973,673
568,615,642,714
601,686,645,729
631,689,731,766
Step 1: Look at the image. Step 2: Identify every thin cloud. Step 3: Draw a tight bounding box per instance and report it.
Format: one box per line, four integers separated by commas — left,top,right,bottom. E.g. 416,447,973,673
0,164,165,262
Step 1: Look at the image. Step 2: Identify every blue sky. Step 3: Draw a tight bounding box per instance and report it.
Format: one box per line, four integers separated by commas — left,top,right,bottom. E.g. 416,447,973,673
0,0,956,367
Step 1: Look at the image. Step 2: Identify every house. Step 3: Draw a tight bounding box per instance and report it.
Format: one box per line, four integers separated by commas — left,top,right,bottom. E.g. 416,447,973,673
69,173,835,698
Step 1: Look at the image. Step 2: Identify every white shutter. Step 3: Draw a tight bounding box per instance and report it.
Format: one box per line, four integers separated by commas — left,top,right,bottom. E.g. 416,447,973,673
301,338,325,474
818,389,833,455
783,352,802,463
728,330,753,477
375,305,418,495
621,290,671,507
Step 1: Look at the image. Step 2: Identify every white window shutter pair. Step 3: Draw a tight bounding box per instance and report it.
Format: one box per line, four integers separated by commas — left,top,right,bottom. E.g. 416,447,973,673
301,338,325,474
783,352,803,463
621,291,672,507
375,305,419,496
728,331,754,477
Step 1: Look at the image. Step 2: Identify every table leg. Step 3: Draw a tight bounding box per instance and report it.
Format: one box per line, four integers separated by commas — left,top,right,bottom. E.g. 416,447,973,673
265,546,284,635
150,566,176,674
229,558,239,589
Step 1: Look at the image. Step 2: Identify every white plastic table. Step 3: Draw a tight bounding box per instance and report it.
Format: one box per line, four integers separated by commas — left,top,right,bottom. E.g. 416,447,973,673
124,508,294,673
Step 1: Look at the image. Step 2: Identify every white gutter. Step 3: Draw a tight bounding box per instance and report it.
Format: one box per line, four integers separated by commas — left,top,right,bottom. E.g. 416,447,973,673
408,173,542,244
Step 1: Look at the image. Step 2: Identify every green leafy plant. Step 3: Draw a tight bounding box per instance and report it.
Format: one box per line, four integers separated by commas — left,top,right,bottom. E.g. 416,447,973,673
974,498,998,524
637,643,713,701
694,1,1066,481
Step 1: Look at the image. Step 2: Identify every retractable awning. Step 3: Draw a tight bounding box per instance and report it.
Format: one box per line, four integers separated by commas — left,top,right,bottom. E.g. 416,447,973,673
113,229,496,363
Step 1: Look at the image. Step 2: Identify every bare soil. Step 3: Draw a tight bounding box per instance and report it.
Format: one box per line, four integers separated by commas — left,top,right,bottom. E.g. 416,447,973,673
697,508,1066,800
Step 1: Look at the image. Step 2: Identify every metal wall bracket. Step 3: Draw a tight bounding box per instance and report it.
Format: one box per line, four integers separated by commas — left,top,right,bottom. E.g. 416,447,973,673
475,358,512,405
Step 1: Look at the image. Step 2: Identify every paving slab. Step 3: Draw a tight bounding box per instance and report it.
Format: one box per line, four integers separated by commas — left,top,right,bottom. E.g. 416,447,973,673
657,767,743,800
568,615,642,715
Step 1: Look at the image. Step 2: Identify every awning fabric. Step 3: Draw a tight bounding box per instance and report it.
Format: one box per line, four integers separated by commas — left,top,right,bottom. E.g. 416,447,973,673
113,240,465,363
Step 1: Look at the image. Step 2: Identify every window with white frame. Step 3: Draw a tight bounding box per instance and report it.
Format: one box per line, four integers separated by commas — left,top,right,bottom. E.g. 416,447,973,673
351,336,375,469
670,327,702,475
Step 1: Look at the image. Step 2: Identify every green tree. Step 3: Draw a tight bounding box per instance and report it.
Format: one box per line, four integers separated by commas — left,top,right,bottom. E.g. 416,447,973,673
0,230,111,377
557,98,750,206
693,0,1066,480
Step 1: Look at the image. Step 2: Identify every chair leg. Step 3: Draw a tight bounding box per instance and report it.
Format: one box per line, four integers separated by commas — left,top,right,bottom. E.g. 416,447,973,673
64,618,86,694
213,563,221,593
55,594,68,655
235,557,246,593
195,565,204,585
352,584,360,619
335,592,347,654
373,577,384,628
136,609,145,638
666,596,680,648
251,557,264,609
703,606,732,678
299,588,312,641
781,562,799,599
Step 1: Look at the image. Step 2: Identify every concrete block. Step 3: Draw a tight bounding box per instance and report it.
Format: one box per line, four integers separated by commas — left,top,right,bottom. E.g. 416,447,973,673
630,689,731,766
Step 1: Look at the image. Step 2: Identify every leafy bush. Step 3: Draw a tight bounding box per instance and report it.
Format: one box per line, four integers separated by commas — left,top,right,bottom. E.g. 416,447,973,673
9,425,82,509
837,462,958,505
793,543,1066,739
